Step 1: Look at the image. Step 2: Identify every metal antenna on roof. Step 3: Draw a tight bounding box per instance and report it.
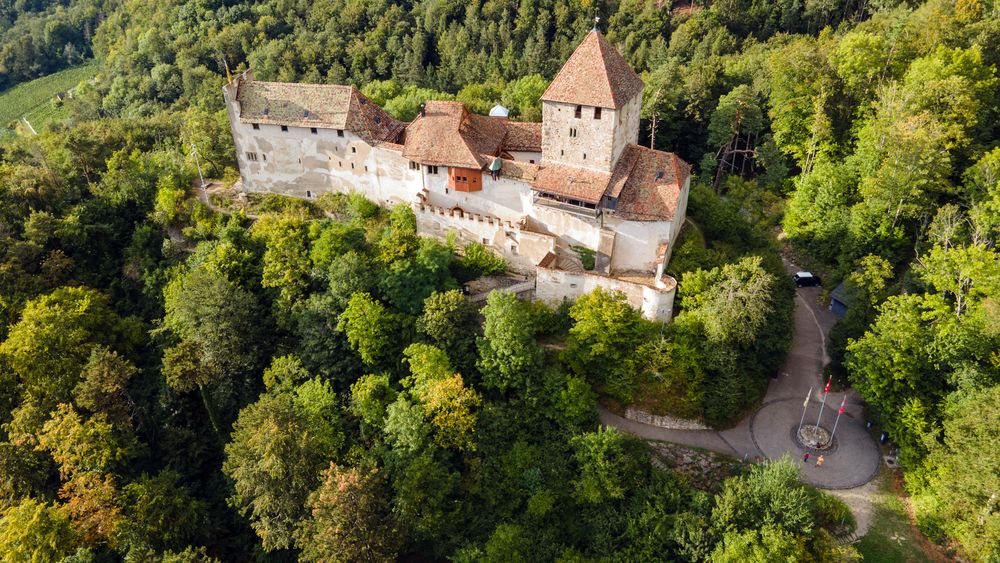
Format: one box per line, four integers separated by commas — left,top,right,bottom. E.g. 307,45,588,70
592,15,601,32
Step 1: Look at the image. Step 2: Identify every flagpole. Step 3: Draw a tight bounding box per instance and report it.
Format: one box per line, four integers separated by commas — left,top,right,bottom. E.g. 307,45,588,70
829,395,847,443
797,387,813,435
816,376,831,427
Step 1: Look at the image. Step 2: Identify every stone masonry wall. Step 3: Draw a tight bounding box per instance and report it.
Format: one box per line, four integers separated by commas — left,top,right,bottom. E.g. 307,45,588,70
624,406,709,430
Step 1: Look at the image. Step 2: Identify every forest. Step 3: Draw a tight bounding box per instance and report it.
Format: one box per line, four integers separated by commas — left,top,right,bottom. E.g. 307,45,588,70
0,0,998,560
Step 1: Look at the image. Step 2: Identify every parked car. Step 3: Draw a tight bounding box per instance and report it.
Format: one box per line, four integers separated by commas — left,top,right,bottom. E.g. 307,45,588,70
793,271,822,287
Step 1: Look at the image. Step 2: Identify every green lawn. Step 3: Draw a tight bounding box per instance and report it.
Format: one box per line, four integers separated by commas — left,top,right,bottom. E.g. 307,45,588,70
0,62,96,130
857,475,935,563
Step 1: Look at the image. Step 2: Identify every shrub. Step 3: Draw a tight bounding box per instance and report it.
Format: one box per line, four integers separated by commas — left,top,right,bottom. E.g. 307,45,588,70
454,242,507,281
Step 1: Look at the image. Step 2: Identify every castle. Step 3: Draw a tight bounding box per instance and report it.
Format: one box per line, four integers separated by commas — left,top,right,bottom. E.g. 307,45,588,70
222,31,691,321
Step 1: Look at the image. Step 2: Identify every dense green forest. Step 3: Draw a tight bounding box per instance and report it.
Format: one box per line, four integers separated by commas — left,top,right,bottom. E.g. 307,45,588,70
0,0,998,560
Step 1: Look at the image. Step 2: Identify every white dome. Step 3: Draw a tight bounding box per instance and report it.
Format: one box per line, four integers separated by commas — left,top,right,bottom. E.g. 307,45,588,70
488,104,510,117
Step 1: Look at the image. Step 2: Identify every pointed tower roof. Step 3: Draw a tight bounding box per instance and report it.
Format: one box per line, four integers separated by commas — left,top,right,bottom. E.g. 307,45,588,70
541,30,644,109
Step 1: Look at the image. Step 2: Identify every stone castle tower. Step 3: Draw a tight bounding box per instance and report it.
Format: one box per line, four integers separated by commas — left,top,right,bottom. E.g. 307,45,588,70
540,30,645,173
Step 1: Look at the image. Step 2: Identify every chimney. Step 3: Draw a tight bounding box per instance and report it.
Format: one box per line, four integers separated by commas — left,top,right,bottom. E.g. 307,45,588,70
419,103,426,118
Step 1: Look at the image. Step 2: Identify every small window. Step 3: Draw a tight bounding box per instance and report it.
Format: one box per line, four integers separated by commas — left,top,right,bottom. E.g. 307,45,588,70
337,130,344,137
252,123,260,130
351,146,356,153
262,154,267,161
310,127,318,134
306,190,312,198
570,283,577,288
445,188,449,194
426,165,438,174
409,161,420,170
482,238,488,245
351,163,355,169
560,149,564,156
594,107,602,120
574,105,582,118
281,125,289,132
510,245,518,256
583,153,587,160
529,159,535,164
364,165,368,171
245,152,258,162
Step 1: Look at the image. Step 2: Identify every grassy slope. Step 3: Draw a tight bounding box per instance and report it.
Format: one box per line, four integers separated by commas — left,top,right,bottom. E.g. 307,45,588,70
857,474,942,563
0,62,96,128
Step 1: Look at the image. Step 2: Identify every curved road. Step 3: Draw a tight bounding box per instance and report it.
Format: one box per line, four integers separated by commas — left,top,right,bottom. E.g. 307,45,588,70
600,261,881,490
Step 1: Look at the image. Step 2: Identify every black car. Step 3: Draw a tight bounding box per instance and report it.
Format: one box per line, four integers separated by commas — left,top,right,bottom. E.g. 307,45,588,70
793,271,822,287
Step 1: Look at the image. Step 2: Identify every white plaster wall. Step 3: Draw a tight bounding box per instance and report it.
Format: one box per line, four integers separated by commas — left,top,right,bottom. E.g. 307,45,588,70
606,217,675,273
670,176,692,244
541,101,617,172
507,150,542,164
528,203,603,249
422,172,531,224
535,267,676,321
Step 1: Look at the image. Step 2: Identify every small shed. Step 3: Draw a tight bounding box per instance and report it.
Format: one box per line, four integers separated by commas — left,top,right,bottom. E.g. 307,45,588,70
829,282,850,318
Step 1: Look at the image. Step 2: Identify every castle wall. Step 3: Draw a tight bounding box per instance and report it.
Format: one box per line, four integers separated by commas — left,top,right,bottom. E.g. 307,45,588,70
605,217,676,272
529,203,603,249
223,83,419,205
412,200,556,273
535,266,677,322
422,171,531,224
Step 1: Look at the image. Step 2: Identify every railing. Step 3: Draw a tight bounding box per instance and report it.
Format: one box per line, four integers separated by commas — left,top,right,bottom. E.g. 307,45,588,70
532,194,602,219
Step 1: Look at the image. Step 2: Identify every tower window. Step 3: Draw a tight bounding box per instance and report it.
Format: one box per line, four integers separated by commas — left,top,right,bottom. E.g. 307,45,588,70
245,152,258,161
252,123,260,130
583,153,587,159
310,127,318,134
560,149,564,156
306,190,312,198
574,105,582,118
337,130,344,137
594,107,602,120
281,125,289,132
351,147,356,153
569,128,578,138
262,154,266,161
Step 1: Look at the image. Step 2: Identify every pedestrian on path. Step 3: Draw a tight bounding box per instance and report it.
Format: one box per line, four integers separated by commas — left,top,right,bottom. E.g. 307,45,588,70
803,453,811,463
816,455,825,467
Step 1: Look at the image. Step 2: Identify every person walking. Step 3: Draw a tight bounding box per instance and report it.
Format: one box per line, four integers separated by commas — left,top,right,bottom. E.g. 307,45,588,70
803,453,811,463
816,455,825,467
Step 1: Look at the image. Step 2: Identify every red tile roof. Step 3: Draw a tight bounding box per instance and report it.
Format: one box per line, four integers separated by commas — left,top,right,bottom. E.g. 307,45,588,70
541,31,645,109
612,145,690,221
402,101,507,169
532,164,612,204
529,144,689,220
501,121,542,152
236,79,404,144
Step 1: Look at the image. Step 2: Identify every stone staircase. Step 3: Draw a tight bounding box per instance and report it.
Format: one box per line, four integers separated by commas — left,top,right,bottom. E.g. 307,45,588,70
595,228,615,275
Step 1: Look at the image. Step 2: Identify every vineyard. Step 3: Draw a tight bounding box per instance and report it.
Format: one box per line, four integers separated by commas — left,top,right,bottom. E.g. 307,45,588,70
0,62,95,132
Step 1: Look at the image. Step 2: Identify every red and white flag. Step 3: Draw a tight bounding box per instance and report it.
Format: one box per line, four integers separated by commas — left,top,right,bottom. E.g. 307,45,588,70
838,395,846,415
824,376,832,394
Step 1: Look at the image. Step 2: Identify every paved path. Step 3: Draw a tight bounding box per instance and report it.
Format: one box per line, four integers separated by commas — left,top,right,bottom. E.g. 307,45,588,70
600,260,881,490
